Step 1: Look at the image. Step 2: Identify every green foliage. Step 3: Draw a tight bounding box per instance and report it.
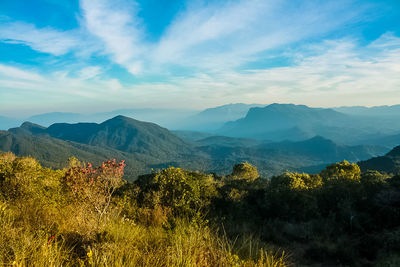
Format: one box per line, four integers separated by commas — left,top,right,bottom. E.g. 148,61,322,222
138,167,218,217
231,162,259,182
2,151,399,266
270,172,322,190
1,153,287,266
320,160,361,181
361,170,390,185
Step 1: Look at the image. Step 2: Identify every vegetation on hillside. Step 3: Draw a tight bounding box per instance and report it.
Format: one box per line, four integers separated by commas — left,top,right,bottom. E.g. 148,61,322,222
1,152,399,266
0,153,287,266
1,115,388,180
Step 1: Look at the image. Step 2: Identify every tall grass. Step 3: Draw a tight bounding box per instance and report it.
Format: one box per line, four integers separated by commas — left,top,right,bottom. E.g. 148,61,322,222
0,153,288,266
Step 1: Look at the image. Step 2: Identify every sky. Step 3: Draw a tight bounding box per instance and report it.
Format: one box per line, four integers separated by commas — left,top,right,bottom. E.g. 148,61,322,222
0,0,399,116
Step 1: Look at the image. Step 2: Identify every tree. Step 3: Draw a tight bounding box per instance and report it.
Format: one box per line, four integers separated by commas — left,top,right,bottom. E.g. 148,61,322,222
137,167,218,216
62,159,126,221
270,172,322,190
230,162,259,182
320,161,361,182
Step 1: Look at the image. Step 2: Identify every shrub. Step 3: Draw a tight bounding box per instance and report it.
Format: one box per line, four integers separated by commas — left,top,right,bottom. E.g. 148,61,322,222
137,167,218,217
320,161,361,182
270,172,322,190
62,159,126,221
231,162,259,182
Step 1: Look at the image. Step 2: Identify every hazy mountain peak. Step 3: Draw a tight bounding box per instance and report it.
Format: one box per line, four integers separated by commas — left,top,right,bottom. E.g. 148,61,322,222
101,115,137,125
20,121,46,130
219,103,349,141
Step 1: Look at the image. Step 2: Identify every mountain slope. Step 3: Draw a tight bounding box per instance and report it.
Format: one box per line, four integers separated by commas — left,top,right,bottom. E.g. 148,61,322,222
195,136,262,147
0,130,148,177
216,103,400,144
334,105,400,117
262,136,388,162
27,112,84,127
359,146,400,174
218,103,350,140
33,115,193,158
357,132,400,149
1,115,388,178
179,103,263,132
198,136,386,175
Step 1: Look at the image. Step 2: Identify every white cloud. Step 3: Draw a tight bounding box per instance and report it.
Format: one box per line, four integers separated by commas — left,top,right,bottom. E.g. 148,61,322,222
0,64,45,82
1,32,399,115
78,66,102,80
80,0,144,75
119,34,400,109
0,22,79,56
150,0,365,72
0,0,369,76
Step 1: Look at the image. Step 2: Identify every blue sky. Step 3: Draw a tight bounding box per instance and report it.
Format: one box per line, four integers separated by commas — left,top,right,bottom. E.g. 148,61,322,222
0,0,399,116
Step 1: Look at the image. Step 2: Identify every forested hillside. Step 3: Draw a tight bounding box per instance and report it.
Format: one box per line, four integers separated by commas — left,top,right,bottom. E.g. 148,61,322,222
1,153,399,266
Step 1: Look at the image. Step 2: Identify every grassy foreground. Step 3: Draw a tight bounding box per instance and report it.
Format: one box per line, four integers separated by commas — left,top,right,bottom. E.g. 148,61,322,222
1,151,400,266
0,153,287,266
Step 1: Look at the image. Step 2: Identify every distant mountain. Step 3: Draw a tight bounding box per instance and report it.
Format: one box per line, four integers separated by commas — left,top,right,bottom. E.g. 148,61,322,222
172,130,215,143
178,103,263,132
217,103,400,144
4,116,207,178
0,115,22,130
218,104,349,141
195,136,263,147
92,108,197,129
19,115,193,158
27,112,84,127
10,122,46,135
357,132,400,149
261,136,388,162
173,130,264,147
359,146,400,174
334,105,400,117
25,109,198,129
198,136,386,175
1,115,388,179
333,105,400,137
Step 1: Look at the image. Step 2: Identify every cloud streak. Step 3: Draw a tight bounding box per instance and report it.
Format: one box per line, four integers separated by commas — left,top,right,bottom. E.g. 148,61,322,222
80,0,144,75
0,22,79,56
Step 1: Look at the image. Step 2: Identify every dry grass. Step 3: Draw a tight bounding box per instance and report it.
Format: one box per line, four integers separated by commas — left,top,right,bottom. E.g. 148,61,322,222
0,153,288,266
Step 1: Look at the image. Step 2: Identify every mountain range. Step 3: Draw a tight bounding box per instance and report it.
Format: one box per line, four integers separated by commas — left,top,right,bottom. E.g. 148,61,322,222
334,105,400,117
3,103,400,150
217,103,400,146
0,114,389,179
0,109,197,130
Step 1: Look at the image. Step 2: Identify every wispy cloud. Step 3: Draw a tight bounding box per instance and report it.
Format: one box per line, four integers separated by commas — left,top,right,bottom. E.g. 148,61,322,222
0,0,370,74
0,64,45,82
150,0,366,72
78,66,102,80
121,34,400,108
1,32,400,113
0,21,79,56
80,0,144,75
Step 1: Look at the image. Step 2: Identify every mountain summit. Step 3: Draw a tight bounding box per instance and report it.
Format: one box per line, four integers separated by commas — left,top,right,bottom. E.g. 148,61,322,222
18,115,192,157
218,104,348,140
